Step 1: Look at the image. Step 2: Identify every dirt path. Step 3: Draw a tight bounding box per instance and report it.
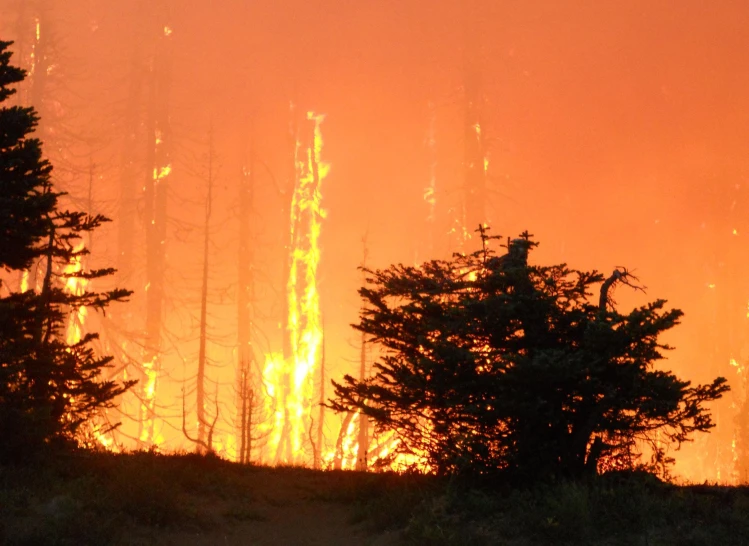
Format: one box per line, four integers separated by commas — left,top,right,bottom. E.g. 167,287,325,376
119,468,402,546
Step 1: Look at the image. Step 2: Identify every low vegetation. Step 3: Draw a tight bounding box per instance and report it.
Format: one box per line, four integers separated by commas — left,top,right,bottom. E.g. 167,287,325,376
2,450,749,546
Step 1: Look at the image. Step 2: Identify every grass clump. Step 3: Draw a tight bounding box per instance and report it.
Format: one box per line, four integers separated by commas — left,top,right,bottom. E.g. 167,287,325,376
353,472,749,546
0,449,252,545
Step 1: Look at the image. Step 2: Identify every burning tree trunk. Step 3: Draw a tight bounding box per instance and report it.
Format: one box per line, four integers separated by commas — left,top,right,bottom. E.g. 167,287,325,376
281,101,298,362
139,8,173,447
272,111,328,465
275,102,299,462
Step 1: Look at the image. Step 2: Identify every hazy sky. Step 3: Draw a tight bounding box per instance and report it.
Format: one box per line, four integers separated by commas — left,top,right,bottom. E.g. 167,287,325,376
2,0,749,479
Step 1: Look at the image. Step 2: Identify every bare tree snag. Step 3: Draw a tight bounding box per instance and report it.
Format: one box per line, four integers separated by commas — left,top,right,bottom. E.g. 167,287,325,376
356,236,370,471
182,385,219,455
236,121,257,464
139,3,173,446
599,268,645,314
196,129,215,450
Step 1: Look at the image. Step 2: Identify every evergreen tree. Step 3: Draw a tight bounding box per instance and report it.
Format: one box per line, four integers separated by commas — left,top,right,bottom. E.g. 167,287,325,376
0,41,135,462
329,228,729,480
0,41,56,271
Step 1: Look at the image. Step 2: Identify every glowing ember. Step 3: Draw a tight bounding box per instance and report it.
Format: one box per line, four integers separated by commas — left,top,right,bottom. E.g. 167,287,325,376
63,243,89,345
139,355,161,446
730,356,748,483
153,164,172,182
29,18,40,77
20,270,29,293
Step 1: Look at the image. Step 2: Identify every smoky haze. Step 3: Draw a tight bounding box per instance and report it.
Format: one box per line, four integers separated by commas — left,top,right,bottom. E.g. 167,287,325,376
2,0,748,481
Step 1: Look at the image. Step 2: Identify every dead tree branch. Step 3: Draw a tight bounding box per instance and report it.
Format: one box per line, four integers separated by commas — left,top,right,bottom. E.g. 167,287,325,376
599,267,646,313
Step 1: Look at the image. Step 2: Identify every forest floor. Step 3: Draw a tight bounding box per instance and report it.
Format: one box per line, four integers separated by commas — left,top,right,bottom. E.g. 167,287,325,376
0,451,401,546
2,451,749,546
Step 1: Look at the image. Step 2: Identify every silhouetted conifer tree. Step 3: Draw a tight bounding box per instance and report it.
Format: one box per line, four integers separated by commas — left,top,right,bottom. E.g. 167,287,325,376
0,41,134,463
0,42,55,271
330,228,730,480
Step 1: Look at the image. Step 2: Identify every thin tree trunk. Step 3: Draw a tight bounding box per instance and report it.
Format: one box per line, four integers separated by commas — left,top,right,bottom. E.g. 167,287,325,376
29,6,49,140
315,331,325,469
117,46,144,285
196,130,215,451
356,238,370,471
140,6,172,446
334,412,355,471
236,121,257,464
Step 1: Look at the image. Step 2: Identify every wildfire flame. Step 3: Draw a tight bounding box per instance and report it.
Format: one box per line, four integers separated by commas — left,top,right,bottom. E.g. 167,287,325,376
29,18,41,77
153,164,172,182
730,356,748,483
258,112,328,465
139,355,162,446
63,243,88,345
20,270,29,293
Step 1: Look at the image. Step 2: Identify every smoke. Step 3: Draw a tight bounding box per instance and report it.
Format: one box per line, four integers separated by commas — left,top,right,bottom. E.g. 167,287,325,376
1,0,748,481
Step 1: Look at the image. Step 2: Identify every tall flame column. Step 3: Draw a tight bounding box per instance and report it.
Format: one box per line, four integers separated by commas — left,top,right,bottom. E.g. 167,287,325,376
264,112,328,465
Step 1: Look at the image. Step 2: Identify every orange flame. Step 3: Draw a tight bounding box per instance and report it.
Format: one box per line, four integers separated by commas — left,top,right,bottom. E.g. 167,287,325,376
63,243,88,345
138,355,162,447
258,112,328,465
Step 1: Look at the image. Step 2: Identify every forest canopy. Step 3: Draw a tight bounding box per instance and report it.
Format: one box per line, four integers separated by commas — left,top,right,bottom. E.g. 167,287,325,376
329,229,729,480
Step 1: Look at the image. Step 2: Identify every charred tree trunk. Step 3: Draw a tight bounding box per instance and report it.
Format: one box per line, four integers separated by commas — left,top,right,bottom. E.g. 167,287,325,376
334,412,355,471
356,239,370,471
140,6,173,446
117,47,144,285
237,369,253,464
11,2,31,80
236,126,256,464
11,3,50,293
28,7,49,140
355,331,369,471
314,331,325,469
196,131,215,451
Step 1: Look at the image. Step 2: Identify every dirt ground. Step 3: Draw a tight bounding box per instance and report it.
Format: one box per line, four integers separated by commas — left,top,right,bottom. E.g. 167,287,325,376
115,466,402,546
